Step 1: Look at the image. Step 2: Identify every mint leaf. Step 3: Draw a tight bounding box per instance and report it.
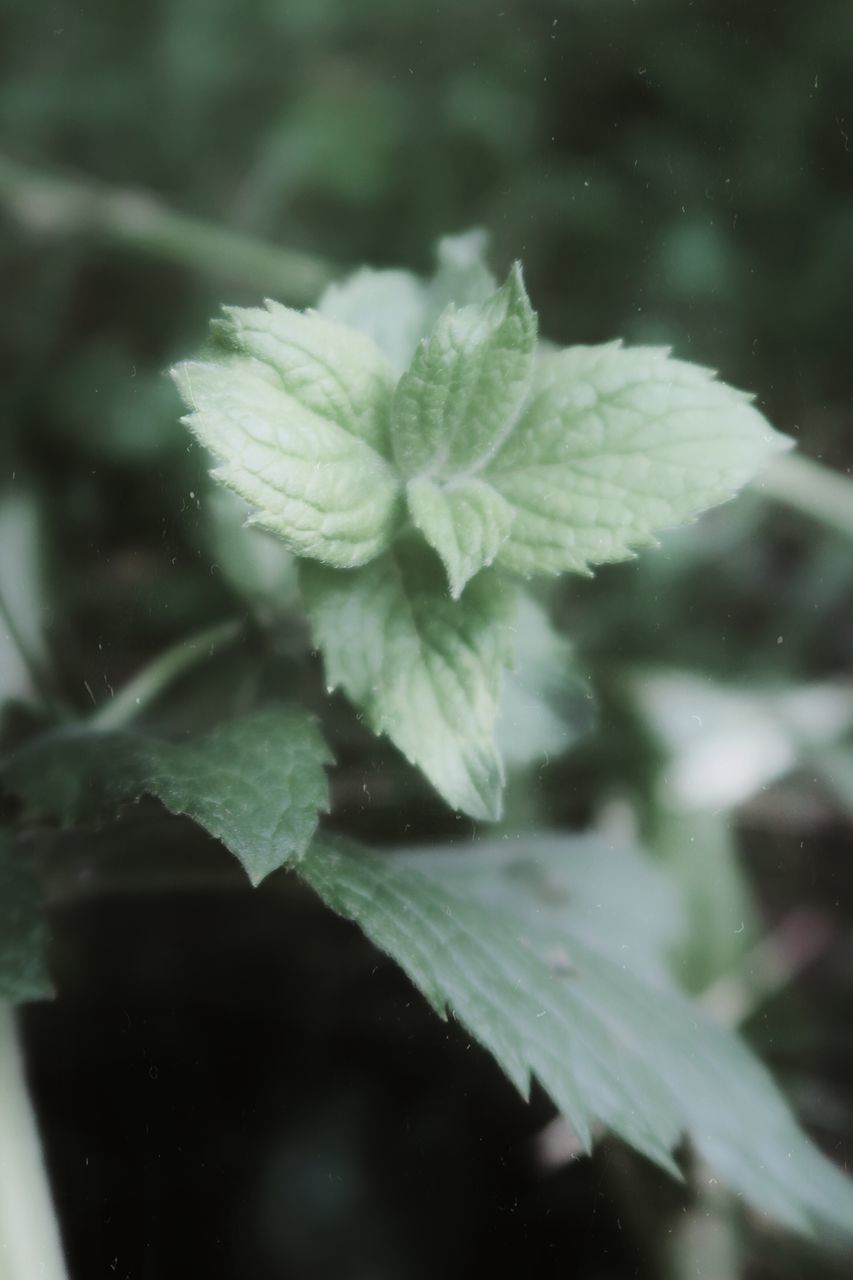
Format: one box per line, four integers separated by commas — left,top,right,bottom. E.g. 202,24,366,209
3,709,331,886
407,474,515,598
317,230,497,377
213,300,396,456
424,230,498,324
317,267,428,376
172,303,402,568
488,343,791,576
301,545,514,820
0,836,51,1004
300,837,853,1237
391,265,537,480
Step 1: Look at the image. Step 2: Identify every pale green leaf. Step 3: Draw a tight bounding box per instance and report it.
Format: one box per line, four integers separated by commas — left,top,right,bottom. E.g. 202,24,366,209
488,343,791,576
0,836,51,1004
424,229,498,325
317,267,428,376
407,474,515,597
391,265,537,479
300,836,853,1238
317,230,498,377
496,595,593,769
300,545,515,820
3,709,331,885
214,299,397,455
172,355,401,568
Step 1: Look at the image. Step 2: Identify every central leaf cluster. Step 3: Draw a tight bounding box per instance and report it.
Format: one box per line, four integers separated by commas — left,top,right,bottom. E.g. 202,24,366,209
171,238,788,819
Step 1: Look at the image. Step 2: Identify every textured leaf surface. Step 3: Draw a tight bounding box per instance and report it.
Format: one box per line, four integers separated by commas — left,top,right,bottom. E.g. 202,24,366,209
0,836,51,1004
391,265,536,479
300,836,853,1237
3,709,331,885
214,300,396,455
488,343,791,576
172,302,402,567
317,230,497,376
301,546,515,820
407,474,515,597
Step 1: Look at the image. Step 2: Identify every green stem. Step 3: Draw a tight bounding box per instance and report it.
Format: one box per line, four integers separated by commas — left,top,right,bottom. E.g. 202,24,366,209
0,587,55,710
757,452,853,541
0,154,335,305
90,617,243,731
0,1004,69,1280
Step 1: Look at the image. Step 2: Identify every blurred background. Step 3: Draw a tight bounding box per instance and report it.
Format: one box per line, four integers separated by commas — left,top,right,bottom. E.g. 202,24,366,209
1,0,852,1276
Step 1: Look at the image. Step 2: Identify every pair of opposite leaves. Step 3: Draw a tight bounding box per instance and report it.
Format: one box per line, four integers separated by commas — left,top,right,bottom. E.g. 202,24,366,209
172,243,789,819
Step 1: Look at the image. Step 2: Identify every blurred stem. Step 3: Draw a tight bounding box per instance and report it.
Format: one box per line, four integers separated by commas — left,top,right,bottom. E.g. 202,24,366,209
758,452,853,541
0,587,56,711
0,1004,69,1280
0,154,335,304
90,617,243,731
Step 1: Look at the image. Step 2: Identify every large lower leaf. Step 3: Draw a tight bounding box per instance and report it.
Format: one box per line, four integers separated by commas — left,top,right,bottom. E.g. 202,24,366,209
0,836,51,1004
2,708,331,886
299,836,853,1239
300,545,515,820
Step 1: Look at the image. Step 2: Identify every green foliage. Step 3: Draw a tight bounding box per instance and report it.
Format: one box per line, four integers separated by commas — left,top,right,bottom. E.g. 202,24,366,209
174,248,786,818
299,836,853,1236
300,547,514,821
3,709,331,885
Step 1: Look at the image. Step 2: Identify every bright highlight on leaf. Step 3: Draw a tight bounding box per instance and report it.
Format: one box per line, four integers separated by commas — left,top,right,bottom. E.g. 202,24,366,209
172,238,790,818
300,836,853,1239
3,708,331,886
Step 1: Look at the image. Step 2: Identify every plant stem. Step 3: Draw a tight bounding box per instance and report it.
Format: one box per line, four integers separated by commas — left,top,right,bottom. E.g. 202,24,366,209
0,1004,69,1280
0,154,335,305
757,452,853,541
90,617,243,731
0,587,54,710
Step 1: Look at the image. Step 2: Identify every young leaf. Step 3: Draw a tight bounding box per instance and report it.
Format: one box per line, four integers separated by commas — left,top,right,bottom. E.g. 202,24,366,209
391,264,537,480
424,229,498,325
172,303,402,568
406,474,515,598
487,343,791,576
300,837,853,1238
317,230,497,376
317,267,428,376
300,545,515,820
3,708,331,886
0,836,52,1004
213,300,396,456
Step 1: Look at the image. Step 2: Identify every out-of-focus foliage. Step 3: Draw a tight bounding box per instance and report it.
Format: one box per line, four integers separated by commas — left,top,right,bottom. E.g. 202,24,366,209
2,0,853,1277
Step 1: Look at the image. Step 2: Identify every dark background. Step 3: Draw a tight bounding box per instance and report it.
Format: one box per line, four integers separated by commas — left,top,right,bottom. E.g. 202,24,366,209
2,1,853,1276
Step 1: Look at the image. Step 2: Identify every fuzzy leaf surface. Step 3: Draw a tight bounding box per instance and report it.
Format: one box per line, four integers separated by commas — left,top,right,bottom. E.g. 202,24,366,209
172,303,401,568
3,709,331,885
301,836,853,1238
488,343,791,576
301,546,514,820
391,265,536,480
